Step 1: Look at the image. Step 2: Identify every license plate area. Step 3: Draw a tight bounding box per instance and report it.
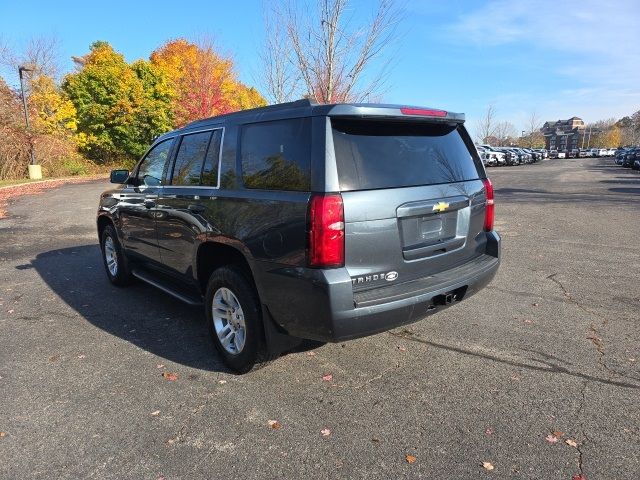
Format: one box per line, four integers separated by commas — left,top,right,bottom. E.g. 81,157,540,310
397,197,471,261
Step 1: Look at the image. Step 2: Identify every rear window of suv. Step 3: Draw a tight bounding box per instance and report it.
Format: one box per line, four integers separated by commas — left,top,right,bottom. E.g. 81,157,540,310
331,119,482,191
240,118,311,191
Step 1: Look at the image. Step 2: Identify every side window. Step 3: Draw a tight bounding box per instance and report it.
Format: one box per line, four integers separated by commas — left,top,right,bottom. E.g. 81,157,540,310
240,118,311,191
171,131,212,186
136,139,173,187
201,129,223,186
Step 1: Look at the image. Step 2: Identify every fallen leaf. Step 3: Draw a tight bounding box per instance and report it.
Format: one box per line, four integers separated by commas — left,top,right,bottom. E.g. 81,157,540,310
565,439,578,448
151,410,160,416
482,462,494,471
371,437,380,443
552,430,564,438
306,351,316,356
523,319,533,324
545,434,559,444
77,354,86,359
267,420,282,429
321,428,331,437
405,454,417,464
162,372,178,381
485,427,495,436
0,432,6,438
7,309,14,314
156,364,165,369
218,380,227,384
572,475,587,480
532,303,539,307
49,355,59,362
322,373,333,382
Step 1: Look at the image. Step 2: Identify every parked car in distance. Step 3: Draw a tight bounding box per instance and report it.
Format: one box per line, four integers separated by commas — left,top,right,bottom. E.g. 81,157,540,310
568,149,579,158
549,149,559,159
578,149,588,158
557,151,566,159
98,100,501,373
622,148,639,167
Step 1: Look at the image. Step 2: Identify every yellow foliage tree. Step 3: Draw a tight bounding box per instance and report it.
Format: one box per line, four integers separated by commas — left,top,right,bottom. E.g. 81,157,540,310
30,75,77,137
151,39,266,126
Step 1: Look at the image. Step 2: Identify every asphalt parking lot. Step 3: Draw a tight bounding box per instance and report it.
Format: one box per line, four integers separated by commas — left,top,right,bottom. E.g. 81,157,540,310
1,157,638,479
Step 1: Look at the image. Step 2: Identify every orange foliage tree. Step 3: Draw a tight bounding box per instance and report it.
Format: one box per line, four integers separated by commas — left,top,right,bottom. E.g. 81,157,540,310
151,39,266,126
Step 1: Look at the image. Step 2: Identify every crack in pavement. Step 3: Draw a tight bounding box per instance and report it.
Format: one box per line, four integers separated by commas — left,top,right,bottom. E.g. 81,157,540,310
575,380,588,477
546,273,627,379
388,330,640,390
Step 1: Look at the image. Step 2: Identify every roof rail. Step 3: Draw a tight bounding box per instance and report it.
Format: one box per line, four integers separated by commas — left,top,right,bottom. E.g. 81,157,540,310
184,98,318,128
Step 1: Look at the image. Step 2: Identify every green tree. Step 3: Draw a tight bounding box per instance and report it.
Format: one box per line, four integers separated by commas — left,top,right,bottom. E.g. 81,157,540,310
63,41,174,164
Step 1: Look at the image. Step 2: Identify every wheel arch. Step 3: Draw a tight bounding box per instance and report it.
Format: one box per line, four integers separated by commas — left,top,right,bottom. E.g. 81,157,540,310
97,214,115,239
196,241,257,293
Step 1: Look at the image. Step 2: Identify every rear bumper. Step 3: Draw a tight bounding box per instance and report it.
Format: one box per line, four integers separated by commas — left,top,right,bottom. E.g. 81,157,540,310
259,231,501,342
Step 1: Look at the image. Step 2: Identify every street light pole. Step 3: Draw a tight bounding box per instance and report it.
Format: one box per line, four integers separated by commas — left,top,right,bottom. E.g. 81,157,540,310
18,66,37,167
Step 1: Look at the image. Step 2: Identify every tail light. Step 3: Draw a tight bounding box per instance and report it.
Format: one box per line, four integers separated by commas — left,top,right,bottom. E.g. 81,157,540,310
400,107,447,117
308,193,345,267
482,178,494,232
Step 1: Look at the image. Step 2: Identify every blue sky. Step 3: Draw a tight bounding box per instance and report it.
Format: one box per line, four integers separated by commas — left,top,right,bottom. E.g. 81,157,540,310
1,0,639,137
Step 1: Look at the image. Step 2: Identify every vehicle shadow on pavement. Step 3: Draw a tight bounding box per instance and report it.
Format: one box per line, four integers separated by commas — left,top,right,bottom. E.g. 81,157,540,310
31,244,232,373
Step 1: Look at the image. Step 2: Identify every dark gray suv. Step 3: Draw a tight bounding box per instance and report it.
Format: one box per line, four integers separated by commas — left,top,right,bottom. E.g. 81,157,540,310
98,99,500,373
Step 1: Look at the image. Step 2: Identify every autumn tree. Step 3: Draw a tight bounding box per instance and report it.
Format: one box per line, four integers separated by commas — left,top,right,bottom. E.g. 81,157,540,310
29,75,77,138
151,38,266,126
262,0,401,104
617,111,640,145
63,41,174,163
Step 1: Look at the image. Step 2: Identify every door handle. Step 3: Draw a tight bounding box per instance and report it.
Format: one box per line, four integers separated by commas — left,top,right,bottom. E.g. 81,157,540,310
143,199,156,209
188,204,206,214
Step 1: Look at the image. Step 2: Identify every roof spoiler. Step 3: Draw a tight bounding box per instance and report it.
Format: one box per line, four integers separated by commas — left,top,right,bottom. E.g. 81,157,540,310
327,104,465,123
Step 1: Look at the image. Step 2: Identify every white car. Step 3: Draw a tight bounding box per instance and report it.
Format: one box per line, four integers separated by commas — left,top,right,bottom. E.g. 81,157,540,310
595,148,607,157
557,151,566,159
606,148,616,156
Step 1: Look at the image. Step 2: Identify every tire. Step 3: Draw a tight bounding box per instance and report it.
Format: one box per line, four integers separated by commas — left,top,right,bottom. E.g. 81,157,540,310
205,265,276,374
100,224,133,286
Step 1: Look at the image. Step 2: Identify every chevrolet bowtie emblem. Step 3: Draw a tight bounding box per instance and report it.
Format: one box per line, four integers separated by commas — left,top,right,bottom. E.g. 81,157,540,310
432,201,450,213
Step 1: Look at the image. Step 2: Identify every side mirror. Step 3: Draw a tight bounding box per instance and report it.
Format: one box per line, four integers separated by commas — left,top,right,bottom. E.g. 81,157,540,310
110,169,130,184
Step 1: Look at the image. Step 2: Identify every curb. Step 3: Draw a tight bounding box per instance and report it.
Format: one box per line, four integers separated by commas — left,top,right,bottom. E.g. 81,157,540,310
0,175,108,191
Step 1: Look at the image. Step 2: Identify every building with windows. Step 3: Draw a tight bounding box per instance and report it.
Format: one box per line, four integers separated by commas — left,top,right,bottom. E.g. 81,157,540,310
541,117,588,151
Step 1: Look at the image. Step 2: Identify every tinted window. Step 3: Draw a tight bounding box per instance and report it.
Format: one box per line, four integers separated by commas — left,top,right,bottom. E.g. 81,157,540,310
332,120,482,191
201,129,223,186
137,139,173,186
241,118,311,191
171,131,212,185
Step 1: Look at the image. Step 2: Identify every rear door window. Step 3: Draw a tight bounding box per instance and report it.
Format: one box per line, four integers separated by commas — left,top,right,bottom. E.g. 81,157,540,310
331,119,482,191
171,131,213,186
240,118,311,191
201,129,223,186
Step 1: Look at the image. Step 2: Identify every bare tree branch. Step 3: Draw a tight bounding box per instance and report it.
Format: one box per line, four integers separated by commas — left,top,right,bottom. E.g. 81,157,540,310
263,0,402,104
475,104,496,143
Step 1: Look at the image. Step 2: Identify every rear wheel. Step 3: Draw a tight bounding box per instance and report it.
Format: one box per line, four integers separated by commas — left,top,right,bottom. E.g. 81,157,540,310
100,224,133,286
205,266,275,373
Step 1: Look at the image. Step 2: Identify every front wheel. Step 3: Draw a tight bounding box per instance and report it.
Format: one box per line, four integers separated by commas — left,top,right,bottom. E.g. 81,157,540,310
100,224,133,286
205,266,275,373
